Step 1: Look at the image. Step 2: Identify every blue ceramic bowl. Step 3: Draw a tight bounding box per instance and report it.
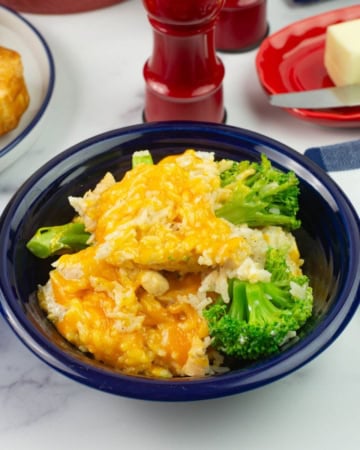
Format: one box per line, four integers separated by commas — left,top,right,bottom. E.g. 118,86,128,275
0,122,359,401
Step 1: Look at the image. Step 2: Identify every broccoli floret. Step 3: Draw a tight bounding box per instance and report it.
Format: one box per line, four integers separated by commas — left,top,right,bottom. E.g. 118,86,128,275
219,160,251,187
203,248,313,361
26,222,91,259
216,154,301,229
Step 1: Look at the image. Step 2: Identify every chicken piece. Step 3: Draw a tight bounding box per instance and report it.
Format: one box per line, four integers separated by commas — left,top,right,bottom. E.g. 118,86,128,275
0,46,30,136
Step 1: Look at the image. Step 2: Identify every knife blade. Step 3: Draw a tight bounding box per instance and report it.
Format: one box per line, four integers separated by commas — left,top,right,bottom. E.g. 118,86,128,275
269,84,360,109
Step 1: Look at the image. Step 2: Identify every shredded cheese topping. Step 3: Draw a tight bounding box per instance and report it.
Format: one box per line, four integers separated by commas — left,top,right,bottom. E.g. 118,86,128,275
39,150,303,378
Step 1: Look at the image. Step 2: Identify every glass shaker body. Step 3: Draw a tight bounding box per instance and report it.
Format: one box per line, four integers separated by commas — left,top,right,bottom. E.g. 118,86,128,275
216,0,268,52
143,0,226,122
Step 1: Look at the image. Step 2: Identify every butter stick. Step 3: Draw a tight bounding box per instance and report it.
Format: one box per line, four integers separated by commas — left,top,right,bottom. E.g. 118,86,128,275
324,18,360,87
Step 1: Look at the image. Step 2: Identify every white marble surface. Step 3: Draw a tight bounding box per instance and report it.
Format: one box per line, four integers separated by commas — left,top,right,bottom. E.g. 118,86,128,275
0,1,359,449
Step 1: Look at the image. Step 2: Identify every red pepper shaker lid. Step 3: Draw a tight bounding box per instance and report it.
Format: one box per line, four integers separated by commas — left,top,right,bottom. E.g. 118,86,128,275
142,0,226,123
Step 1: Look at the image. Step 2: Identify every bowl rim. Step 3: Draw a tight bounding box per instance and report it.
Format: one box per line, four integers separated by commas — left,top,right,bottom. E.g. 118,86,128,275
0,121,359,401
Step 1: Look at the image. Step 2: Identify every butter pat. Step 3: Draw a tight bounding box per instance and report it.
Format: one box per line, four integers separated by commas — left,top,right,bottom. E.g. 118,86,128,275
324,18,360,86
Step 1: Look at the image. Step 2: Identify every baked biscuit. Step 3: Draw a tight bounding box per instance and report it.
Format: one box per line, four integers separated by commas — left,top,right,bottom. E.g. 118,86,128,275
0,46,30,136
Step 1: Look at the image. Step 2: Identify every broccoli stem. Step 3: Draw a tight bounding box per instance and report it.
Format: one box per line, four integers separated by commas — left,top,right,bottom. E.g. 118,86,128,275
245,283,283,325
228,279,248,321
216,201,300,229
261,283,292,309
131,150,153,167
26,222,91,259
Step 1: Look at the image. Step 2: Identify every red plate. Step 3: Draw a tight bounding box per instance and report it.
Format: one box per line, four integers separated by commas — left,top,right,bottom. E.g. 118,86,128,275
255,5,360,127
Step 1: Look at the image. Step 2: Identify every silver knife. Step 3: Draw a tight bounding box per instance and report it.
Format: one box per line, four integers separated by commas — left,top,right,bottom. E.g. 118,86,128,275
269,84,360,109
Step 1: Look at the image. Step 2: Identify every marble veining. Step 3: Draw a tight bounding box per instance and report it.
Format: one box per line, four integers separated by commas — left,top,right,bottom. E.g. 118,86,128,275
0,315,77,432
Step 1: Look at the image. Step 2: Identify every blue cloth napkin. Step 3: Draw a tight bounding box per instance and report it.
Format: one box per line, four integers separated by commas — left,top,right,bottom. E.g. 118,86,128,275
304,139,360,172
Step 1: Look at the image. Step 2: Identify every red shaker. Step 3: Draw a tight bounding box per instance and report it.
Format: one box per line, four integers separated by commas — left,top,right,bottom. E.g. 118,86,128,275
142,0,226,123
216,0,269,52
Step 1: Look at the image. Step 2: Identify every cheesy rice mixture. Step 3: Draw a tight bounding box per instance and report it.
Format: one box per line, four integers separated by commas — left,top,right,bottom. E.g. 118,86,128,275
39,150,303,378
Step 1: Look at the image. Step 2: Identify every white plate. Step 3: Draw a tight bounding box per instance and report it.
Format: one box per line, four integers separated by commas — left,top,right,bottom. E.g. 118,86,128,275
0,6,55,172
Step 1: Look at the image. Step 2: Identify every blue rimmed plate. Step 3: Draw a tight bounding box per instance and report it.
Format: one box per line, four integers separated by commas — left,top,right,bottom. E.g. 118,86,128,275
0,6,55,172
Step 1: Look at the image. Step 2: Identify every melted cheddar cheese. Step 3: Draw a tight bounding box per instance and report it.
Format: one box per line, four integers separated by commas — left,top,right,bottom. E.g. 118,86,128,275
39,150,303,378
